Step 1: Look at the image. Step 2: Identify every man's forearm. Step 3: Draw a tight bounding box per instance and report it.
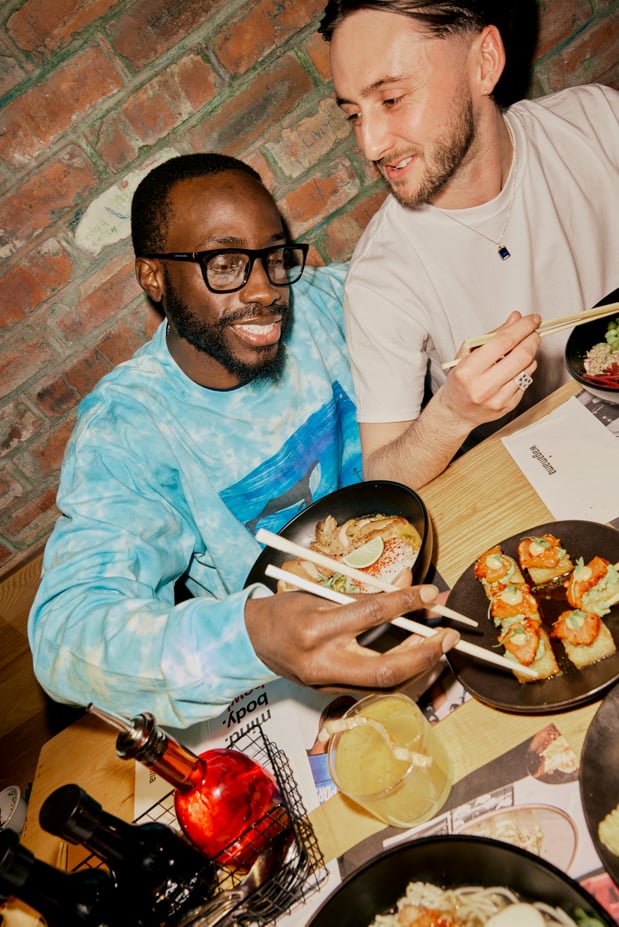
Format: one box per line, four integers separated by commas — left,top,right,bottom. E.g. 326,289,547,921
363,393,472,489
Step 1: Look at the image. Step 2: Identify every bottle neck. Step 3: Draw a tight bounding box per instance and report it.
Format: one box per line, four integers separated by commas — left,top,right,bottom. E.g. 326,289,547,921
40,784,146,867
116,713,206,793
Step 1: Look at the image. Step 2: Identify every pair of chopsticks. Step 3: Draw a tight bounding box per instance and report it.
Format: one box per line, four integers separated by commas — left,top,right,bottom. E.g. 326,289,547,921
255,527,538,679
442,300,619,370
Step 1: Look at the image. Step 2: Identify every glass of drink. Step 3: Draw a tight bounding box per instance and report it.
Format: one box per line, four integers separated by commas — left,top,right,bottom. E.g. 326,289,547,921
326,692,452,828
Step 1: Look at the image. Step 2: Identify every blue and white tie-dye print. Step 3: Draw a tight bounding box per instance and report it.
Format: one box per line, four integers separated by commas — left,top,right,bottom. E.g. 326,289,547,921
28,265,362,728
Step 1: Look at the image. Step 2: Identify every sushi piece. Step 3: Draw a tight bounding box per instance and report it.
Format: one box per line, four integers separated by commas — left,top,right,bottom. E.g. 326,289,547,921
498,617,560,682
474,545,525,599
517,534,574,587
490,583,540,623
565,556,619,617
552,607,616,669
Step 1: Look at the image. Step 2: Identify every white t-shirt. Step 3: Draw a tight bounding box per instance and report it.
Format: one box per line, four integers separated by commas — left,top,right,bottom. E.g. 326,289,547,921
344,83,619,424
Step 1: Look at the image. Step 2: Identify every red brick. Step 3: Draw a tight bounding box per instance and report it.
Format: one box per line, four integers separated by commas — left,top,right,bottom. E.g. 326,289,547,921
98,321,146,366
0,325,55,401
305,30,332,83
91,118,140,173
323,188,387,261
64,351,113,398
29,415,75,481
123,54,218,145
306,246,324,266
279,158,361,235
0,471,24,513
7,0,118,54
0,240,73,328
0,36,29,96
241,150,277,192
534,0,592,60
34,375,80,419
540,12,619,90
596,63,618,92
107,0,227,70
214,0,325,75
68,260,141,338
0,401,42,457
263,98,351,178
187,55,313,154
175,53,219,112
0,148,98,258
1,487,59,550
0,46,122,166
19,421,76,485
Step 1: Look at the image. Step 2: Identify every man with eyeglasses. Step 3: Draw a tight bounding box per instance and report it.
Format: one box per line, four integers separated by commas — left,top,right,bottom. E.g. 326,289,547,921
29,153,458,729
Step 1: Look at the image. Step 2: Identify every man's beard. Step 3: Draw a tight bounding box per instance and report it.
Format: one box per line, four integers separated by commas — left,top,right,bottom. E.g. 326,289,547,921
163,277,290,386
379,95,475,209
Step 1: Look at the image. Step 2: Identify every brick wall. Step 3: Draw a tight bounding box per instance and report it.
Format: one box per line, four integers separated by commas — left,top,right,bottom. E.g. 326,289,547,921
0,0,617,578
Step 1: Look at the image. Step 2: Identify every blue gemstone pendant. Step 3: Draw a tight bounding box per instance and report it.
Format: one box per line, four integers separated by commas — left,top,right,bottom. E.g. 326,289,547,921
498,245,511,260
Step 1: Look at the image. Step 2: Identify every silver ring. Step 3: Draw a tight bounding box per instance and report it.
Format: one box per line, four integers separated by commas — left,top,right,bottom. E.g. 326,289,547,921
514,371,533,391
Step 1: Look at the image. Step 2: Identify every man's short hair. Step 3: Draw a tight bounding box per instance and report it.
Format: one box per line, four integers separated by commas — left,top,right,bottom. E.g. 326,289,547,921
131,153,262,257
319,0,537,106
319,1,493,40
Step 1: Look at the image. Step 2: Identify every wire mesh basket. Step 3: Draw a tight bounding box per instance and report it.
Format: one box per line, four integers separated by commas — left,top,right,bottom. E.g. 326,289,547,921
74,723,327,925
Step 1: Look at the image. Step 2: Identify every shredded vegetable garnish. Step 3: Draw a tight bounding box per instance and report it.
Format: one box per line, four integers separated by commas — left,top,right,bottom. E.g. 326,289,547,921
582,317,619,387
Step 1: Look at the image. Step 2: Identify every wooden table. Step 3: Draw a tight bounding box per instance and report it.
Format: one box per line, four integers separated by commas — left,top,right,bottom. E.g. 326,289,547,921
19,381,607,887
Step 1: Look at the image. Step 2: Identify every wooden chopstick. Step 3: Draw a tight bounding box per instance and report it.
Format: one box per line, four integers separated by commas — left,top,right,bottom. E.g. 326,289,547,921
264,563,537,678
441,300,619,370
536,301,619,331
256,527,477,626
265,562,476,628
256,527,395,592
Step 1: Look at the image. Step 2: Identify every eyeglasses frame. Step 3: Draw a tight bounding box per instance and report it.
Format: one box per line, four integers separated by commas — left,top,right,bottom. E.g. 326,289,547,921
143,243,310,294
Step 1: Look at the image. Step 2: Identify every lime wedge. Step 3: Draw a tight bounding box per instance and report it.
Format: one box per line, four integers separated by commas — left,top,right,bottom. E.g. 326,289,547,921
342,536,384,569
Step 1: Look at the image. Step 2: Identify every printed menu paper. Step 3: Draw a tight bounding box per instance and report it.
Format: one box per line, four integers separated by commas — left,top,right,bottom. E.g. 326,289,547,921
501,395,619,524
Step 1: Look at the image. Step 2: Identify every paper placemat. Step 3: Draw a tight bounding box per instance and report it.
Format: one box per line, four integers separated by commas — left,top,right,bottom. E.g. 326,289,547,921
501,396,619,524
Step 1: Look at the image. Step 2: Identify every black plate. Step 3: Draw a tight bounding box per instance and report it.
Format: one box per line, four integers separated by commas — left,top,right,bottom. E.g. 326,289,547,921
245,481,433,651
246,480,432,588
306,835,614,926
580,680,619,884
444,520,619,713
565,287,619,405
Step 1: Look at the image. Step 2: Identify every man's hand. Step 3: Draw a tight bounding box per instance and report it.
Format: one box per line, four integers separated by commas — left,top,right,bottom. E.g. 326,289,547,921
245,584,460,693
441,311,541,428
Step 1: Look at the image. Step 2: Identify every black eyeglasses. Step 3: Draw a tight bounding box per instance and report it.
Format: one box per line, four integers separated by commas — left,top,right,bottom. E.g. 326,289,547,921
144,243,309,293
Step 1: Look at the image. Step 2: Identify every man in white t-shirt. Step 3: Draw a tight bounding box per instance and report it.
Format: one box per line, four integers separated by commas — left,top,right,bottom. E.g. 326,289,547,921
319,1,619,488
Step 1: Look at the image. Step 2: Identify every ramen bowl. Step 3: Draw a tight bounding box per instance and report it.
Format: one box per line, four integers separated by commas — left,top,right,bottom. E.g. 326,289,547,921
565,290,619,405
306,835,614,927
245,480,433,651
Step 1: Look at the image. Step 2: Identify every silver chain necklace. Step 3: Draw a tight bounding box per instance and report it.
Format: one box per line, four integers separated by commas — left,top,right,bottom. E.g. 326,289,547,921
442,131,517,261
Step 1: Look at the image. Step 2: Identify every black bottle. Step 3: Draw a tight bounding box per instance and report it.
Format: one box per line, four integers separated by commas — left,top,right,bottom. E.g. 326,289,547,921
0,828,118,927
39,783,217,927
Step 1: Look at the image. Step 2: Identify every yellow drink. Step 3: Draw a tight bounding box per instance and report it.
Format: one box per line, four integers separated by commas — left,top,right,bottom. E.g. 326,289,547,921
327,693,452,827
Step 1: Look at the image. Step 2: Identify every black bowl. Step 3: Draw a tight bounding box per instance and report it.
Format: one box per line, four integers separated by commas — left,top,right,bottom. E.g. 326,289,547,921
565,288,619,405
245,480,433,651
306,835,615,927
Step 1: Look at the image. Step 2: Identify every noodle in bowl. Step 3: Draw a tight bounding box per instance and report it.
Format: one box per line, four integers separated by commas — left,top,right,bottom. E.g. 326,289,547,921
306,836,613,927
370,881,587,926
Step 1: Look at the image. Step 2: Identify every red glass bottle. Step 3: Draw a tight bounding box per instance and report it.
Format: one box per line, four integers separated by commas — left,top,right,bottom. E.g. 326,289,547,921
97,709,289,871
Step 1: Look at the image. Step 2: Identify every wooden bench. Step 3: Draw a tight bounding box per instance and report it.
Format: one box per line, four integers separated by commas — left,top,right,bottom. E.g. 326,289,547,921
0,552,83,796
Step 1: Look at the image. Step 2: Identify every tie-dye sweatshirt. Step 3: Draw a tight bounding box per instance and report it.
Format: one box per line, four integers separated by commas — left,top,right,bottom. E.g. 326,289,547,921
28,265,362,728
